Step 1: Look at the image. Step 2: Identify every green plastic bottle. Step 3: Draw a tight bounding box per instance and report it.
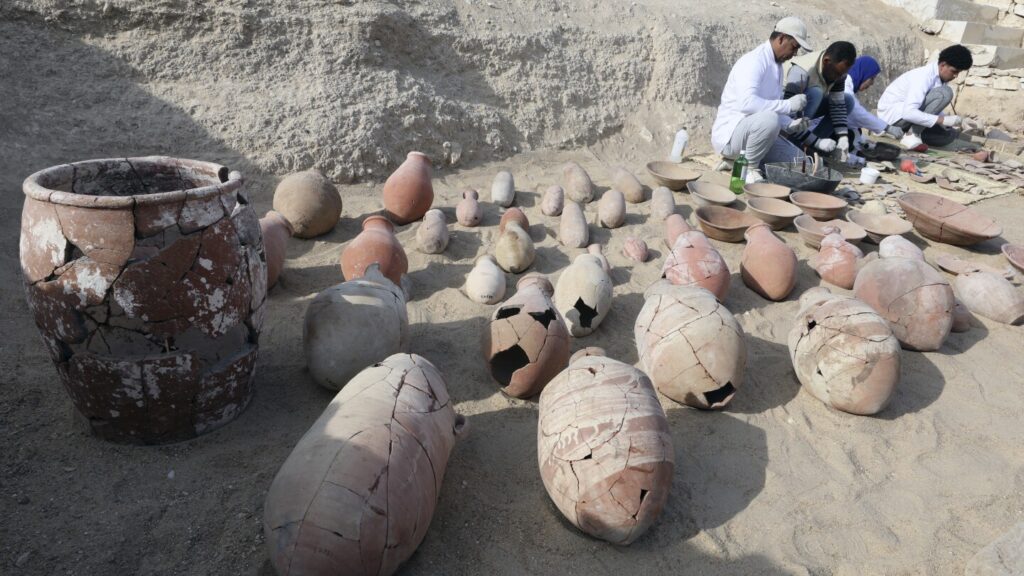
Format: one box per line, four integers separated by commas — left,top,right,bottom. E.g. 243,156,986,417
729,150,748,195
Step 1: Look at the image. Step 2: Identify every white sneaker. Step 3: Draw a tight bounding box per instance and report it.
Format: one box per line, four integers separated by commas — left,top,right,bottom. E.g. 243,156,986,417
715,158,732,172
745,168,765,185
900,133,926,151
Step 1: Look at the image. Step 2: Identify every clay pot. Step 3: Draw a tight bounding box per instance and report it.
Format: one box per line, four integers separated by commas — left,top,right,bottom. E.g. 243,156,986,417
853,257,954,351
304,264,409,389
952,299,973,332
587,243,611,274
879,235,924,261
664,214,691,247
538,352,674,545
898,192,1002,246
20,157,266,443
499,207,530,233
635,281,745,409
491,170,515,207
612,166,645,203
816,227,863,289
623,237,649,262
541,185,565,216
260,210,293,289
598,189,626,228
651,186,675,221
741,223,797,301
494,221,535,273
661,231,730,302
465,255,507,305
416,209,449,254
484,274,571,398
382,151,434,225
273,169,342,238
562,162,594,203
264,354,464,576
559,200,589,248
554,253,613,337
341,215,409,287
456,189,483,227
788,288,901,415
955,271,1024,325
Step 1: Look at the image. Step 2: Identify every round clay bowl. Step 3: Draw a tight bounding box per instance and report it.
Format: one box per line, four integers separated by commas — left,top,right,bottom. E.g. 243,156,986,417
794,214,867,249
746,197,803,230
1003,243,1024,273
646,161,701,191
789,191,847,220
846,210,913,244
687,181,736,207
743,182,791,200
695,205,762,243
897,192,1002,246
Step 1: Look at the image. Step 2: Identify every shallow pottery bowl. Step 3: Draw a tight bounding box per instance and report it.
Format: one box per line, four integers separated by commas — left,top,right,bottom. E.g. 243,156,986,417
695,205,762,243
746,197,803,230
687,181,737,207
790,191,848,220
794,214,867,249
743,182,791,200
897,192,1002,246
846,210,913,243
1003,243,1024,273
646,162,702,191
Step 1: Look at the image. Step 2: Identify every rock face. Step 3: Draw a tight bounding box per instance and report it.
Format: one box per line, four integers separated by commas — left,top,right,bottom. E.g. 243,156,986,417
853,257,954,352
272,169,342,239
554,253,613,337
260,210,293,289
416,208,449,254
382,151,434,225
20,157,266,444
559,200,589,248
494,220,535,273
955,271,1024,325
465,255,506,305
562,162,594,203
456,189,482,227
491,170,515,207
741,223,797,301
304,264,409,390
661,231,730,301
788,288,901,416
538,352,674,546
816,227,863,290
635,281,745,409
341,215,409,287
263,354,465,576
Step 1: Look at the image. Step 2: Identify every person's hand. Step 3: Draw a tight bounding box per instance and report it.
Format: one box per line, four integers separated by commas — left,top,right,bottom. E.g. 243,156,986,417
786,117,810,133
885,124,904,139
815,138,837,153
941,114,961,128
786,94,807,114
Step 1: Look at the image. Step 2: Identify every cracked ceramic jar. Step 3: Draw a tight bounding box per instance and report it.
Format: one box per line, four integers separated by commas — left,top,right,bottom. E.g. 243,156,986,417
661,230,730,302
20,156,267,444
815,227,863,290
340,215,409,287
853,256,954,351
553,253,613,337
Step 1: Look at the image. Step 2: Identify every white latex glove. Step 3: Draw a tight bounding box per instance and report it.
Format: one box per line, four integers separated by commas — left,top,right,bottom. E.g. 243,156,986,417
815,138,837,153
786,94,808,114
787,117,810,133
940,114,961,128
885,124,904,139
837,136,850,153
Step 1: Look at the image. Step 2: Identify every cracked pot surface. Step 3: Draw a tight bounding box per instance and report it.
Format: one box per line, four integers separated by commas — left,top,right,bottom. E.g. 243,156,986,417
853,257,954,352
660,231,730,302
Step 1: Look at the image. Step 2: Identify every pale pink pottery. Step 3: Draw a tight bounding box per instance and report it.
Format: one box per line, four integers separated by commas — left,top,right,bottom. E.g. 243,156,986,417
382,151,434,225
598,189,626,228
664,214,691,247
341,215,409,287
951,299,973,333
562,162,594,203
955,271,1024,325
559,201,588,248
456,189,482,227
612,166,645,203
853,257,954,351
661,231,730,301
623,237,649,262
816,227,863,289
741,223,797,301
541,185,565,216
261,210,293,289
499,207,530,233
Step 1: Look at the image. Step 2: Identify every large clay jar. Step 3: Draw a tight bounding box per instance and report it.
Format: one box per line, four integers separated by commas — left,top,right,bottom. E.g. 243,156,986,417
456,189,482,227
20,157,266,443
879,235,923,261
416,208,449,254
598,189,626,229
491,170,515,207
651,187,675,221
382,151,433,225
304,264,409,390
816,227,863,290
499,207,529,233
560,200,589,248
264,353,465,576
788,288,901,415
341,215,409,287
541,185,564,216
955,271,1024,325
484,274,570,398
587,243,611,274
612,166,645,203
635,281,746,409
272,170,342,239
465,255,506,305
741,223,796,301
494,221,535,273
853,256,954,351
538,352,674,545
261,210,293,290
554,253,613,337
562,162,594,203
661,231,730,301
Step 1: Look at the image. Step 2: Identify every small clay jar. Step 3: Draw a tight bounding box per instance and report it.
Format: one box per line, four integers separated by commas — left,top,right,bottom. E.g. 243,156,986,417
879,235,923,261
651,186,675,220
494,221,535,273
598,189,626,229
541,185,564,216
260,210,293,289
816,226,863,290
465,255,507,305
560,200,589,248
273,170,342,238
382,151,434,225
554,253,613,337
623,237,649,262
665,213,691,247
612,167,645,203
562,162,594,203
499,207,530,233
955,271,1024,325
741,223,797,301
587,243,611,274
492,170,515,207
661,231,730,301
456,189,483,227
416,208,449,254
340,215,409,287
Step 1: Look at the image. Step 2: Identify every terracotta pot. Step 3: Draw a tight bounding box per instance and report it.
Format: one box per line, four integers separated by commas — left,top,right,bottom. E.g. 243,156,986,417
340,215,409,287
952,299,973,333
816,227,863,290
491,170,516,207
598,189,626,228
587,243,611,273
272,170,342,239
20,156,266,443
494,221,535,273
416,209,449,254
623,237,649,262
562,162,594,203
661,231,730,301
260,210,293,289
651,186,675,220
741,223,797,301
382,151,434,225
484,274,570,398
788,288,901,415
559,200,589,248
304,264,409,389
465,255,506,304
554,253,613,337
635,281,745,409
664,213,691,247
612,166,645,203
853,257,954,351
456,189,482,227
878,235,924,261
538,352,674,545
541,185,564,216
955,271,1024,325
499,207,530,233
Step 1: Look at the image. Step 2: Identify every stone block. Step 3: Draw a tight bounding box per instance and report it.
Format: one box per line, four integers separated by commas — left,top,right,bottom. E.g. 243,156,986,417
940,21,1024,45
967,44,1024,68
993,76,1021,89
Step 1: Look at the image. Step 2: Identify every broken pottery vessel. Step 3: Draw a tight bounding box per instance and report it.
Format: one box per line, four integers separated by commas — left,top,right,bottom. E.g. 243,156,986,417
465,255,506,305
651,186,675,221
456,189,482,227
538,352,674,545
635,281,746,409
554,253,613,337
612,166,645,203
264,353,465,576
491,170,515,207
416,209,449,254
382,151,434,225
853,256,954,351
559,200,589,248
952,299,973,333
816,226,864,290
562,162,594,203
272,169,342,239
955,271,1024,325
494,221,535,273
499,207,529,233
741,223,797,301
661,231,731,302
623,237,649,263
483,274,570,398
341,215,409,287
541,185,564,216
898,192,1001,246
260,210,293,289
20,157,266,443
878,235,924,261
587,243,611,274
304,264,409,390
788,288,901,416
598,189,626,229
664,213,691,247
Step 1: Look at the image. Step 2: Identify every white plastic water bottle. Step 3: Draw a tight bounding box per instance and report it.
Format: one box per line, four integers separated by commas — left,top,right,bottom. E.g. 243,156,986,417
668,129,688,163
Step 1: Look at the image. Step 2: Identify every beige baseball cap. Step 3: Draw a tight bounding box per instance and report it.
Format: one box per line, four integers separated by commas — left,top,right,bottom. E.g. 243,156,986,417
774,16,812,51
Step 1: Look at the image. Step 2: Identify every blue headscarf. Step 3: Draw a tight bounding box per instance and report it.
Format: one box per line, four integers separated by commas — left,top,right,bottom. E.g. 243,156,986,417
848,56,881,93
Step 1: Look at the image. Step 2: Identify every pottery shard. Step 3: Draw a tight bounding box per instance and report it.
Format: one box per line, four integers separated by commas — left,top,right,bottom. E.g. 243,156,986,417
955,271,1024,325
25,279,90,348
853,257,954,352
562,162,594,203
184,219,253,338
611,167,645,203
54,203,135,268
134,198,184,238
20,197,69,283
179,194,228,234
194,344,258,434
661,231,730,301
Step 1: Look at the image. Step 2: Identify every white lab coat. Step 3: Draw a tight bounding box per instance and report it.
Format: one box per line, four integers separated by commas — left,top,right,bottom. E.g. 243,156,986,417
844,76,888,134
711,41,793,153
877,62,943,128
